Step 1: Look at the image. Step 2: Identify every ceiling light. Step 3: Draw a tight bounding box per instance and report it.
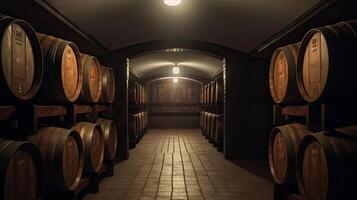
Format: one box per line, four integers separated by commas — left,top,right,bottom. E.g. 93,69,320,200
164,0,182,6
173,77,178,83
172,66,180,75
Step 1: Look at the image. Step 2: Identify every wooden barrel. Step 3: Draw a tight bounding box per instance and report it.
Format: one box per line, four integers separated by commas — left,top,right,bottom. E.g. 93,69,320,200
269,42,303,104
79,54,102,103
215,114,224,151
203,85,207,105
209,114,217,142
129,114,138,143
28,127,83,193
37,33,82,103
100,66,115,103
210,81,215,105
268,124,310,186
296,126,357,200
296,21,357,103
72,122,104,174
129,81,136,104
0,139,45,200
0,15,43,103
205,113,212,138
96,118,118,161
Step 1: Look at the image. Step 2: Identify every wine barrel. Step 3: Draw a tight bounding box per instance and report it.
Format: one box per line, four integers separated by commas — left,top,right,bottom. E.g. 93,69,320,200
0,15,43,103
100,66,115,103
205,113,212,138
79,54,102,103
210,81,215,105
0,139,45,200
296,126,357,200
269,42,303,104
296,21,357,103
209,114,217,142
129,114,138,143
129,81,136,104
268,124,310,186
215,114,224,151
203,85,207,105
28,127,83,193
36,33,82,103
72,122,104,174
96,118,118,161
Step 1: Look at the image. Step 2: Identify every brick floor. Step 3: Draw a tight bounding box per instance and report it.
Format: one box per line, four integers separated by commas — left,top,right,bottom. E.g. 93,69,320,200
84,129,273,200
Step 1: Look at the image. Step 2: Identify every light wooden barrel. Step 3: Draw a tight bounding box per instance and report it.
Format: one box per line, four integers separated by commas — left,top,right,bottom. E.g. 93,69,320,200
268,123,310,186
0,15,43,103
269,42,303,104
296,20,357,103
29,127,83,193
79,54,102,103
296,126,357,200
37,33,82,103
72,122,104,174
100,66,115,103
96,118,118,161
0,139,45,200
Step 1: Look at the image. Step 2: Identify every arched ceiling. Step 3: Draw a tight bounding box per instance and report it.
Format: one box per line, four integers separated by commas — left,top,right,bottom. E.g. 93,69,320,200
42,0,321,53
130,50,222,80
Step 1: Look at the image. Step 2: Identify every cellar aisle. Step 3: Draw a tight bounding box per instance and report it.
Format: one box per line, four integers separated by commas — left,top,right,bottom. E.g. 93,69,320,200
84,129,273,200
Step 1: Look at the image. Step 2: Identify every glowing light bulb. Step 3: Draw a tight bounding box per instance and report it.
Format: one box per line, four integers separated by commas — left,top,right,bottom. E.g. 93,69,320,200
172,66,180,75
164,0,182,6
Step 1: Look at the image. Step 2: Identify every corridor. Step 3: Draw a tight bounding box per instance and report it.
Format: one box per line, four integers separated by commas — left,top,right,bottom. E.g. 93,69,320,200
84,129,273,200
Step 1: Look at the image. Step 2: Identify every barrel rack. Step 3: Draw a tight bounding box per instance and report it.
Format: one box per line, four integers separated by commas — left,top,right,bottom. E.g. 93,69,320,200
272,103,357,200
0,104,114,200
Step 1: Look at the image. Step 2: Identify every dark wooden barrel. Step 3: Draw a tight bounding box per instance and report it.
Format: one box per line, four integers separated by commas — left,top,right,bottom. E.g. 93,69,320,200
28,127,83,193
214,114,224,151
296,20,357,103
209,114,217,142
200,111,204,133
100,66,115,104
269,42,303,104
129,81,136,104
296,126,357,200
36,33,82,103
129,114,138,144
72,122,104,174
268,124,310,186
0,139,45,200
96,118,118,161
210,81,215,105
0,15,43,103
205,113,212,138
79,54,102,103
203,85,207,105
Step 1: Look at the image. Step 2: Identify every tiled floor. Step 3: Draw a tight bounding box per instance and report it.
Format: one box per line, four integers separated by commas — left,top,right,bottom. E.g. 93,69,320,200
84,129,273,200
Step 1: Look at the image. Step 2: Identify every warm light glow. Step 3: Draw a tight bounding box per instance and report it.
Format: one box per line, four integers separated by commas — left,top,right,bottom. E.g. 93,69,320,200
173,77,178,83
164,0,182,6
172,66,180,75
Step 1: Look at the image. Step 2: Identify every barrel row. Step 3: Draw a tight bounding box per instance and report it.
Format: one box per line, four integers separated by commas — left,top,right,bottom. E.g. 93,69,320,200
0,119,118,200
200,78,223,105
200,111,223,151
269,123,357,200
0,14,115,104
129,111,149,145
269,20,357,105
129,81,148,105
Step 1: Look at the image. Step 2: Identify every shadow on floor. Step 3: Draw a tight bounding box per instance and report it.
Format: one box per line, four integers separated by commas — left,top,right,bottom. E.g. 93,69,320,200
231,159,274,183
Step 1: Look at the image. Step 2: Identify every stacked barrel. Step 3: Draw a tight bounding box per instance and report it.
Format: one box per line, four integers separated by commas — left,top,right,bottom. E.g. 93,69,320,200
0,14,118,200
129,111,148,147
129,81,148,105
269,20,357,200
200,77,224,151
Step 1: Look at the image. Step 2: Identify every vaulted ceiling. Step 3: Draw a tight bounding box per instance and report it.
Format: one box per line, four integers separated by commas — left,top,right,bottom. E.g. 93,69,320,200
130,50,223,80
43,0,321,53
